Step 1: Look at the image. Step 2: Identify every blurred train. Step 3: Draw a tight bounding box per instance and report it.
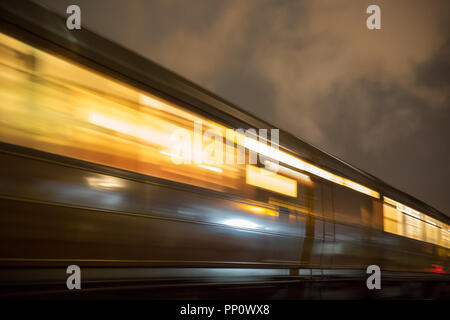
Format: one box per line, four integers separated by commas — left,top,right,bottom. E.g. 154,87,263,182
0,1,448,297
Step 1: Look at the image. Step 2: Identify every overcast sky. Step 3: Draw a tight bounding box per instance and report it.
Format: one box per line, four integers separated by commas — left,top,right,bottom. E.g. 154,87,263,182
36,0,450,215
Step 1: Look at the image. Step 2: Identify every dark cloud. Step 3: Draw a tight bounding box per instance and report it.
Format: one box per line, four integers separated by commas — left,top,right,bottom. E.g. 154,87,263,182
36,0,450,215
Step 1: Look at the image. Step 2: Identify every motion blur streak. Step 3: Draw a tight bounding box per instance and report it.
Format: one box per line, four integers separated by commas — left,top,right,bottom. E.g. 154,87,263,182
0,30,378,202
244,137,380,198
0,0,449,299
0,32,243,194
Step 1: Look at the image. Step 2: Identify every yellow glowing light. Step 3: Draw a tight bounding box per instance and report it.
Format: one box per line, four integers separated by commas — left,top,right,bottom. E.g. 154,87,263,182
139,93,223,131
383,203,404,236
88,113,170,146
160,150,192,163
384,197,422,219
241,204,279,217
198,164,223,173
86,176,124,189
383,196,450,248
242,136,379,199
246,165,297,197
0,32,379,204
265,160,313,185
160,150,180,158
383,196,398,207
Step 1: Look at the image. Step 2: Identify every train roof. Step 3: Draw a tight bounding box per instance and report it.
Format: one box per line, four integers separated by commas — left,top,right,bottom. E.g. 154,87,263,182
1,0,448,222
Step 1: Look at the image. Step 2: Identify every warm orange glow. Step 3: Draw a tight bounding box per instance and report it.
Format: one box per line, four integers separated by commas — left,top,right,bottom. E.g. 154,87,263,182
240,204,279,217
88,113,172,146
0,30,382,204
383,197,397,207
246,165,297,197
198,164,223,173
384,197,422,219
264,161,313,186
244,137,379,198
86,176,125,190
0,32,242,195
383,197,449,248
383,203,403,236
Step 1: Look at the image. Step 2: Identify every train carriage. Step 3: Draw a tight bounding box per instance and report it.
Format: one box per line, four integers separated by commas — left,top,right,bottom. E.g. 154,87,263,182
0,0,448,298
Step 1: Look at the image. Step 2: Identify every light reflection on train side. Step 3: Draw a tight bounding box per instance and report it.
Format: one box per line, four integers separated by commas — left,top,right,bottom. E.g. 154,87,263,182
240,204,279,217
223,219,259,230
86,176,125,190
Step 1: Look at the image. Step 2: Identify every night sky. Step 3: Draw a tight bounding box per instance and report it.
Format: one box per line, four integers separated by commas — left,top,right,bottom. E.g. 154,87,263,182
36,0,450,215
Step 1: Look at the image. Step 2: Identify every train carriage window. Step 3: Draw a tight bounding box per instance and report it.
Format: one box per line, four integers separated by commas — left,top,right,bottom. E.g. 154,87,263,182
0,32,249,195
440,227,449,248
245,165,297,197
404,214,424,242
383,204,403,236
424,218,439,245
383,197,449,248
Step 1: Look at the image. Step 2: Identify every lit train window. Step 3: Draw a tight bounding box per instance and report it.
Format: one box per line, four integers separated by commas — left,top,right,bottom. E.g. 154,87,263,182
0,32,250,194
441,228,450,249
383,197,449,248
404,214,424,242
425,218,439,245
246,165,297,197
383,203,403,236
